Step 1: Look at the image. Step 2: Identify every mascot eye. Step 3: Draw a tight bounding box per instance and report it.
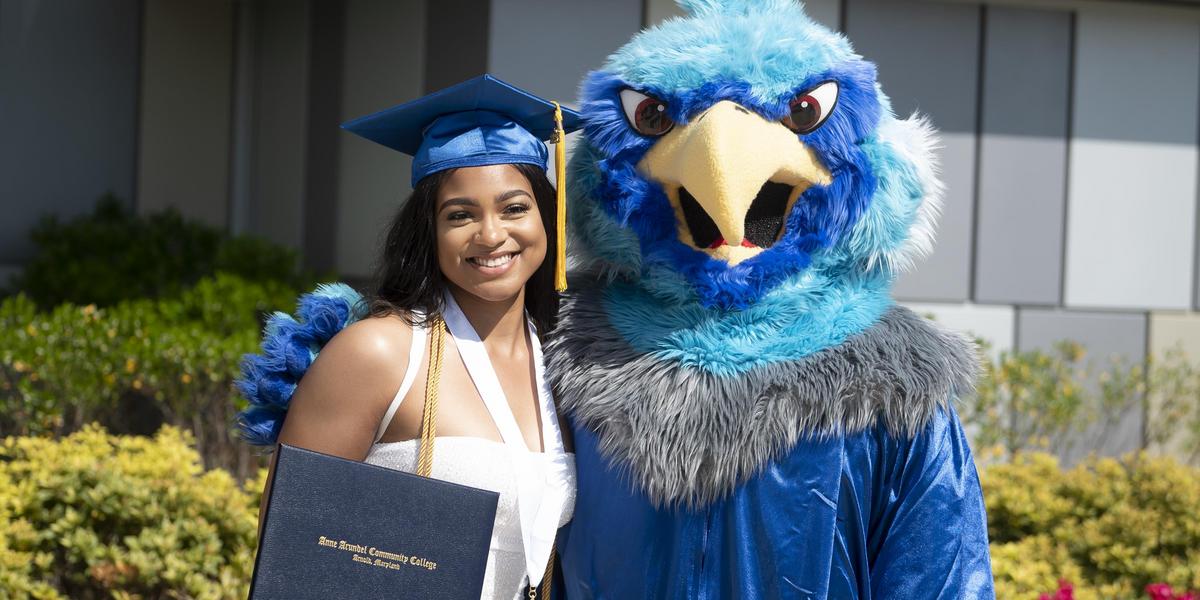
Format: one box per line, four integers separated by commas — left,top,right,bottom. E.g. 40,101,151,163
782,81,839,134
620,89,674,136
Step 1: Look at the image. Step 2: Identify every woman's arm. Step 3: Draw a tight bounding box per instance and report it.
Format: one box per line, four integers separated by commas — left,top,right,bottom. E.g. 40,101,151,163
256,316,413,530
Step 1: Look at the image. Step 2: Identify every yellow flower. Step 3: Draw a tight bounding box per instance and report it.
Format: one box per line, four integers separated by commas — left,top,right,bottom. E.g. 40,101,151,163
25,324,37,337
82,304,96,316
180,373,192,384
132,379,143,390
12,360,27,373
124,358,137,374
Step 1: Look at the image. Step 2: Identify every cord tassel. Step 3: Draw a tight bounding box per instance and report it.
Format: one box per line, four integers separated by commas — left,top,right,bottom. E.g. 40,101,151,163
551,101,568,292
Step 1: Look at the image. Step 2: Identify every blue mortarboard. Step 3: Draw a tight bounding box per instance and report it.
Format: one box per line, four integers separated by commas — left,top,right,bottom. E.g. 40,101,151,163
340,74,583,187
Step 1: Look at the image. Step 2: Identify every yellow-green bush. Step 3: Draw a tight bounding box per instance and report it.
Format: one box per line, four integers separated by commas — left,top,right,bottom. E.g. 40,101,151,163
984,452,1200,599
962,338,1200,464
0,425,263,599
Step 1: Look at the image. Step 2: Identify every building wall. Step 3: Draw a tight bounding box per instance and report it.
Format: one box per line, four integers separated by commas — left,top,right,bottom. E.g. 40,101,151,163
973,7,1072,306
488,0,642,109
1065,7,1199,311
646,0,841,29
0,0,141,271
244,0,313,251
137,0,235,229
848,0,983,303
333,0,425,278
834,0,1200,458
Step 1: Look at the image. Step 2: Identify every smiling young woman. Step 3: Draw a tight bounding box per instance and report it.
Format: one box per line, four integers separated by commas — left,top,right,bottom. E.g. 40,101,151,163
256,75,583,600
350,162,559,450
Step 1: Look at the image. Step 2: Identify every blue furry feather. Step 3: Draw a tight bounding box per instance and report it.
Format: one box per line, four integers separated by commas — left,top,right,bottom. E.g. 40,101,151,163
235,283,365,445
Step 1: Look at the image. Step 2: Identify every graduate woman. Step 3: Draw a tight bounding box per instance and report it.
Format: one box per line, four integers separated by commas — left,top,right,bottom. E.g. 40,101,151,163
244,76,581,600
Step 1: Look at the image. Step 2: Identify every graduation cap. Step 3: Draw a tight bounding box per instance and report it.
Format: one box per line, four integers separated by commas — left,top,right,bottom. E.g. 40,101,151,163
341,75,583,292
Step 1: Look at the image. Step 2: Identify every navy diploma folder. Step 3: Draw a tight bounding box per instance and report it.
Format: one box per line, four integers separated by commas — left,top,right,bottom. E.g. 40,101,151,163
250,444,499,599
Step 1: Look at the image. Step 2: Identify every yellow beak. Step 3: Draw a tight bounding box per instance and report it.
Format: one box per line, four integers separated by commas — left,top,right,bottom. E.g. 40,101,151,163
637,101,833,264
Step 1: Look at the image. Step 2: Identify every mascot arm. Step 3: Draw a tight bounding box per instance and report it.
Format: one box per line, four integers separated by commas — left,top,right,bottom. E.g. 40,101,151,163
868,404,995,599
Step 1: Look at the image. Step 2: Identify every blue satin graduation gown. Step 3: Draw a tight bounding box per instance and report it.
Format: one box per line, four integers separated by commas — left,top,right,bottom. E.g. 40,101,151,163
556,406,994,599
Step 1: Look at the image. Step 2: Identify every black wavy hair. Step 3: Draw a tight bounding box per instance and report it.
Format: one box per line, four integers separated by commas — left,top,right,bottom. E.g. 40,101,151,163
366,163,559,333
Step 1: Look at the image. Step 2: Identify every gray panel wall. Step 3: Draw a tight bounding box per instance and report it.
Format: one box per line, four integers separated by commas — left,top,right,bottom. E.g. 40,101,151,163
643,0,841,29
644,0,685,26
0,0,140,262
488,0,643,106
302,0,346,274
802,0,842,30
248,0,313,251
845,0,981,302
137,0,236,229
973,8,1072,305
424,0,489,93
1017,308,1148,461
335,0,425,278
1063,8,1199,310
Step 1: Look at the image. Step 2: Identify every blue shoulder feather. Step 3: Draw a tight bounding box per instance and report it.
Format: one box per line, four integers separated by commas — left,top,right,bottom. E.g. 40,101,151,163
235,283,366,445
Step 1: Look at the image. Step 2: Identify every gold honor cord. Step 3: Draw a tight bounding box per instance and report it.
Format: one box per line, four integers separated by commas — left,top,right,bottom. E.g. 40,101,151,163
551,101,568,293
415,316,445,478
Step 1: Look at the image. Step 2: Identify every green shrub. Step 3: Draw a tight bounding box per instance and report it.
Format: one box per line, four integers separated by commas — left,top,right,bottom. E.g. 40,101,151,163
0,425,262,599
9,195,313,308
964,341,1200,463
1145,347,1200,464
964,341,1092,459
983,452,1200,599
0,274,296,477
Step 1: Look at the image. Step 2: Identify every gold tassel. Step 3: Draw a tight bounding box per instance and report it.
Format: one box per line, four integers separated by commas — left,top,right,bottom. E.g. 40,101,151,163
551,101,568,292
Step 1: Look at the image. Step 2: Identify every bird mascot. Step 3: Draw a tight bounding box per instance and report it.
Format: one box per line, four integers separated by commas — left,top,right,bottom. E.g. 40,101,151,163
543,0,994,597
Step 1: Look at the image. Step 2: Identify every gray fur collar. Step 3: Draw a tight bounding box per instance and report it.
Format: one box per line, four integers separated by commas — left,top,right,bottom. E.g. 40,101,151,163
544,288,980,508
